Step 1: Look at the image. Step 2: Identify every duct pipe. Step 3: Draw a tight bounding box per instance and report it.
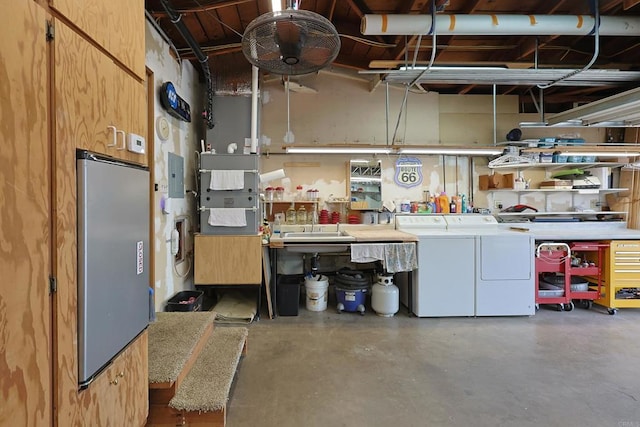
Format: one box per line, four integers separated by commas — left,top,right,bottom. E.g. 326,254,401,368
251,66,258,153
160,0,215,128
361,15,640,36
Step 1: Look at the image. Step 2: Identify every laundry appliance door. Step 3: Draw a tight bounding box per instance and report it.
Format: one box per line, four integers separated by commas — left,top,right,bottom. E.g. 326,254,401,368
475,234,535,316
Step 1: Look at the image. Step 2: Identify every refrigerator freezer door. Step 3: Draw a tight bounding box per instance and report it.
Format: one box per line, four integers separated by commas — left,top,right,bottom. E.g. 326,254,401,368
77,152,150,386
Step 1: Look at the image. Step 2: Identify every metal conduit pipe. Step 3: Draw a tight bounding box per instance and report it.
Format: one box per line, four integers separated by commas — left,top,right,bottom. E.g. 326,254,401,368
361,14,640,37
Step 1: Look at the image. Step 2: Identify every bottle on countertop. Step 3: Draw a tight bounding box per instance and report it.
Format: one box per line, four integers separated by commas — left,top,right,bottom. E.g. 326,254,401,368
286,203,296,225
455,195,462,214
429,196,437,213
461,194,467,214
273,214,282,235
449,196,457,214
439,192,450,214
297,204,307,224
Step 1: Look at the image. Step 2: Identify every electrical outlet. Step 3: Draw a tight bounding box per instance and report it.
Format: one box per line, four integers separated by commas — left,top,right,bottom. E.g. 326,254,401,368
158,183,169,193
494,200,502,209
590,199,601,209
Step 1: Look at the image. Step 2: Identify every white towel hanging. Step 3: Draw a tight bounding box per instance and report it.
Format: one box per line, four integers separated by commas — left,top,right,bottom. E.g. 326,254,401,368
210,170,245,190
208,208,247,227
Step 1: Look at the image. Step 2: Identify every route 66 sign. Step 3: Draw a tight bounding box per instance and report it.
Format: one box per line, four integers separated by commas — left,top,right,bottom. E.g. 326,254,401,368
394,157,423,188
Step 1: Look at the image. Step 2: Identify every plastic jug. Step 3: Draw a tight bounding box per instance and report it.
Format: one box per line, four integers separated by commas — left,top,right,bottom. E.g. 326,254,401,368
439,192,450,214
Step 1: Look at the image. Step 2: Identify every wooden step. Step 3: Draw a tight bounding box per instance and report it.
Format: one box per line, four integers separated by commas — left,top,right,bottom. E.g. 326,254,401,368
147,326,248,427
148,311,216,405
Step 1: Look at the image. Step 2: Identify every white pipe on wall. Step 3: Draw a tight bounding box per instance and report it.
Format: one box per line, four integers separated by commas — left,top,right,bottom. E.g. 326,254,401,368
361,14,640,36
251,65,259,153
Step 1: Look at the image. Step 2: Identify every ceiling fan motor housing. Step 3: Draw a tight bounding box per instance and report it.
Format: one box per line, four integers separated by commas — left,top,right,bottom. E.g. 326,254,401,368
242,9,340,76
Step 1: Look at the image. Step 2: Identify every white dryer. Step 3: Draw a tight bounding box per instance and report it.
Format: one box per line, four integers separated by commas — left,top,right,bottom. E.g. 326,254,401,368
445,216,535,316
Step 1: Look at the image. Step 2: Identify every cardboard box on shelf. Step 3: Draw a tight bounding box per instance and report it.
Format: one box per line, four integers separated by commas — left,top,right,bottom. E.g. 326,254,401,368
618,168,635,197
479,173,514,190
606,193,631,213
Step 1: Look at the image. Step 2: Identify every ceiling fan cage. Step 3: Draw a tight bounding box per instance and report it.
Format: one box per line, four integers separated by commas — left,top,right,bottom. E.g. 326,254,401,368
242,9,340,76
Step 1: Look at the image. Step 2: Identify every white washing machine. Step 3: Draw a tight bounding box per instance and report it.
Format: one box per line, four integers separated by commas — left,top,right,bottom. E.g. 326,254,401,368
445,216,535,316
395,215,475,317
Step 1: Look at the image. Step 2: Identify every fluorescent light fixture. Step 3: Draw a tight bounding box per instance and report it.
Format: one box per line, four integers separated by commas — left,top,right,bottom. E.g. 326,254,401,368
397,147,503,155
546,87,640,127
285,146,392,154
519,121,549,128
398,66,507,71
559,151,640,157
271,0,282,11
351,177,382,182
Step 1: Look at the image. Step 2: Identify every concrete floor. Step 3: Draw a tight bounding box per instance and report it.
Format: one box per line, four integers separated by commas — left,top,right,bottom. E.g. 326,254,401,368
226,294,640,427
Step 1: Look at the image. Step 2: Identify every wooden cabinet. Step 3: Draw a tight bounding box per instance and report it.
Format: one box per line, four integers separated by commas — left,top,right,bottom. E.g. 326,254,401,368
194,235,262,284
2,2,149,425
53,16,149,427
49,0,145,78
73,331,149,426
0,1,52,425
54,21,146,166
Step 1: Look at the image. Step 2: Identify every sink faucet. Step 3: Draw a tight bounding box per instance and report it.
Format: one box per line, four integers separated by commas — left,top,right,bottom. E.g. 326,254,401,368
336,222,341,233
309,210,318,233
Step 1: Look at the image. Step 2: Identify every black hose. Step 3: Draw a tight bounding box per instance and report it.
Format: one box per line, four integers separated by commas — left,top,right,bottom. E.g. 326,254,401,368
159,0,215,129
335,268,370,289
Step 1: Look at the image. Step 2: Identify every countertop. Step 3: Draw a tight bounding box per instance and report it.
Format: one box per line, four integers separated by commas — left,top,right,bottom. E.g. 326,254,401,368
498,222,640,241
268,221,640,248
269,224,417,248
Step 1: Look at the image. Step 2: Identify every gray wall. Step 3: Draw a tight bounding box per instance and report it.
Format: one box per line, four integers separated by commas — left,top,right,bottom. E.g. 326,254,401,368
206,96,252,154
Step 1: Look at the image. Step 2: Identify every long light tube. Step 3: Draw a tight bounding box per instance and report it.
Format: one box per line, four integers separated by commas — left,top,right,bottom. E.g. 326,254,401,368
285,146,392,154
558,151,640,157
398,147,503,155
271,0,282,12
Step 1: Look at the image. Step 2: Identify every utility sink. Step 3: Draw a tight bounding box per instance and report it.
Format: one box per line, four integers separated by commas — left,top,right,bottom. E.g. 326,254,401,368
281,230,354,253
281,231,355,242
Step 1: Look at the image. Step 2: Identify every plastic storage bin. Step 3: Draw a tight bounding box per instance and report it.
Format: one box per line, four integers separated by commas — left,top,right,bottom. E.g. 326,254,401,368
166,290,204,312
277,275,302,316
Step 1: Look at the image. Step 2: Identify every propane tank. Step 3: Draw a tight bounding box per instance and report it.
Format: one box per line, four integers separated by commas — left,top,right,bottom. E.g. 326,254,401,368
371,274,399,317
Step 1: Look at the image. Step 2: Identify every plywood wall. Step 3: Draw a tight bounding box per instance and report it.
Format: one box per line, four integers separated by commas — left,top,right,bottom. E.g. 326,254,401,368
0,2,51,425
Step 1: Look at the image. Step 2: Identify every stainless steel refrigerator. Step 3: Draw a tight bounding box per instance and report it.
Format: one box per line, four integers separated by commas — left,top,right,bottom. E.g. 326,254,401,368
77,150,150,388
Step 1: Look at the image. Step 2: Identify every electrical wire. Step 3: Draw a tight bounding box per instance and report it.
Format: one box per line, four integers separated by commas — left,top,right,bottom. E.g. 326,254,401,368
174,256,192,279
537,0,600,89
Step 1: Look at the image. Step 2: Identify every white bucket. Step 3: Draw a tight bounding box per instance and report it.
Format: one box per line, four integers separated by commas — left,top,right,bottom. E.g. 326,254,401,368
305,275,329,312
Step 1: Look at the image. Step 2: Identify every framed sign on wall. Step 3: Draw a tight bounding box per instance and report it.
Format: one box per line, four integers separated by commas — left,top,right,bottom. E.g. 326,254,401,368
394,157,423,188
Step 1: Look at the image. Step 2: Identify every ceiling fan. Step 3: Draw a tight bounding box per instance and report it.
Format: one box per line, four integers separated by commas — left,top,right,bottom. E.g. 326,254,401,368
241,4,341,76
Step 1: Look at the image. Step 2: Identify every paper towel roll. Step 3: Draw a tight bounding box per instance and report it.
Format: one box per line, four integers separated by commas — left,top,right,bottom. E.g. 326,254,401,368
260,168,286,184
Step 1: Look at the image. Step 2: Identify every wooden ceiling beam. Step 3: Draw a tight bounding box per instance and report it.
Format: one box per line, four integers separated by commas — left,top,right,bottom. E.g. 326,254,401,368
624,0,640,9
344,0,388,45
149,0,253,17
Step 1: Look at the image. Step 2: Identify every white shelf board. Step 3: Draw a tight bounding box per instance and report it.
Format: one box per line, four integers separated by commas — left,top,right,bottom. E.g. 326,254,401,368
483,188,628,194
489,162,625,170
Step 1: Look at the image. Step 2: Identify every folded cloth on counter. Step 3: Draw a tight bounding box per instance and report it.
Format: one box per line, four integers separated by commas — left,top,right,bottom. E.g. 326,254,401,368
208,208,247,227
209,170,244,190
350,242,417,274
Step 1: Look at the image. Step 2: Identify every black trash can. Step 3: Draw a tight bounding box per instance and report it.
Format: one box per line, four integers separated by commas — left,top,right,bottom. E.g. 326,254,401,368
276,275,302,316
166,290,204,312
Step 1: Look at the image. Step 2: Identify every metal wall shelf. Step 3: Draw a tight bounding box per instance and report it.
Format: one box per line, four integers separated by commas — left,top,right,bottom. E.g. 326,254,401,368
489,162,626,171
